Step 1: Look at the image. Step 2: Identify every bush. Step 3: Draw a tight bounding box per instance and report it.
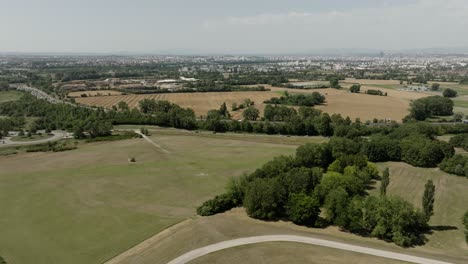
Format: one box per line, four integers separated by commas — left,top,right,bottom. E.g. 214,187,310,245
366,89,385,96
443,88,457,98
196,193,236,216
349,84,361,93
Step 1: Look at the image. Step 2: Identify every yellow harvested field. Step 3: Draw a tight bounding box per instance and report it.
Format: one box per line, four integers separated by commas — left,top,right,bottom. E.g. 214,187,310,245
68,90,123,97
76,85,431,122
76,92,278,119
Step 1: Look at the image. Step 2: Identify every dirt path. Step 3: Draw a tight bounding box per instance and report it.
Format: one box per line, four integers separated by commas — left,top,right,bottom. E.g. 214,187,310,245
167,235,452,264
134,130,170,153
104,219,192,264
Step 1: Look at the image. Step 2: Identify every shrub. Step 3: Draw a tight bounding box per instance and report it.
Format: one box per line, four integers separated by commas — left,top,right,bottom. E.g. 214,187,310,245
349,84,361,93
196,193,236,216
443,88,457,98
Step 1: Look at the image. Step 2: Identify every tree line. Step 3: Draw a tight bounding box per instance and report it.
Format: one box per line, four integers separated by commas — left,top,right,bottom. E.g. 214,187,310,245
264,91,325,107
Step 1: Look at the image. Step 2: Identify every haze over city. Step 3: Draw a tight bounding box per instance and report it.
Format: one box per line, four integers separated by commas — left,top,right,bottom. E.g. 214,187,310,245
1,0,468,54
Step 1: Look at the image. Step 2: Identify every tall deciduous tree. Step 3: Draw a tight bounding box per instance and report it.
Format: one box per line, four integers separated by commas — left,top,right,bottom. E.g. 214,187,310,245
380,167,390,196
422,180,435,222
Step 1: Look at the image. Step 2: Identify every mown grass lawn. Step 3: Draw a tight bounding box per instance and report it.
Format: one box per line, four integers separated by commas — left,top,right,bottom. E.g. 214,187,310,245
0,130,319,264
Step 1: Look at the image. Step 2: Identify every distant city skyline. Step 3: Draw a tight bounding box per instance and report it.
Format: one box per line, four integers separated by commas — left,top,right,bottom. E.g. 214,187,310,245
1,0,467,54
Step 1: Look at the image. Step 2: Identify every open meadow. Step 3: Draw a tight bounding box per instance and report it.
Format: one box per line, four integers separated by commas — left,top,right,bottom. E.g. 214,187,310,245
108,161,468,264
0,90,22,103
0,128,326,264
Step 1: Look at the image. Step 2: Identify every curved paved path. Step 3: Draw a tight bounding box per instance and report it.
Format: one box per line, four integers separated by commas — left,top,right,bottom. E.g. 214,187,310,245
0,130,67,147
167,235,452,264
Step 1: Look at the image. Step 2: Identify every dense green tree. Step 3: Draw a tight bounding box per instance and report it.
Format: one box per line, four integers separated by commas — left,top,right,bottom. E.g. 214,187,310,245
324,187,350,226
315,113,333,136
244,177,286,220
242,106,260,121
422,180,435,222
117,101,129,111
287,193,320,226
443,88,457,98
329,77,341,88
219,102,230,118
430,83,440,91
295,143,332,169
279,167,322,194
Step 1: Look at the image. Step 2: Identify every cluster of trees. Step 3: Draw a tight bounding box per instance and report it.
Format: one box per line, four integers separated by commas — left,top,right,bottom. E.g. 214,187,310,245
198,139,434,246
408,96,454,121
364,122,454,167
0,94,113,138
0,117,25,138
264,91,325,107
203,103,375,137
365,89,387,96
184,81,269,92
450,134,468,151
439,155,468,178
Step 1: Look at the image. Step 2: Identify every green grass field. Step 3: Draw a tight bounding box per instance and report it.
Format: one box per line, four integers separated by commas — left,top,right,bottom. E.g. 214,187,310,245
374,162,468,258
0,129,326,264
113,162,468,264
453,100,468,108
0,90,22,103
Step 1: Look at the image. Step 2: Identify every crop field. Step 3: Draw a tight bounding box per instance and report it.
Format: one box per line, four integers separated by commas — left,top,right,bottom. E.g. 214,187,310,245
111,162,468,264
68,90,123,97
76,91,279,119
268,87,425,122
0,128,329,264
76,85,425,122
0,90,22,103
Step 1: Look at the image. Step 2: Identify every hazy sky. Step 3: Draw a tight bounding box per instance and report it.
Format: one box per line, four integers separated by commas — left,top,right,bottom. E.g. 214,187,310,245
1,0,467,54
